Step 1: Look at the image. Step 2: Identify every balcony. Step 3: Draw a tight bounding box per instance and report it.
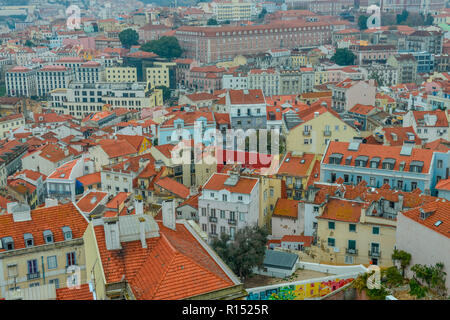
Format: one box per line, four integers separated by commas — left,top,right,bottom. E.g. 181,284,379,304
209,216,217,223
27,272,40,280
345,248,358,255
323,130,331,137
302,130,311,136
209,233,218,238
369,250,381,258
228,219,237,225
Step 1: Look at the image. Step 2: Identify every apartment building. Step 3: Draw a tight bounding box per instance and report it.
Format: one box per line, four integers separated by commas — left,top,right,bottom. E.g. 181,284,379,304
331,79,376,112
105,67,137,83
175,20,333,64
49,82,162,119
5,66,37,97
387,54,418,84
396,200,450,291
284,103,360,155
0,202,88,296
247,69,280,96
403,110,449,144
36,65,75,97
350,44,398,66
76,61,104,83
198,172,259,242
364,64,398,87
0,114,25,138
321,139,436,193
211,0,256,22
146,61,176,89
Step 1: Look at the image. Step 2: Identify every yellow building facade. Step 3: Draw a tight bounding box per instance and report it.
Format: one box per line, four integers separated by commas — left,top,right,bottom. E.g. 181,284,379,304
105,67,137,83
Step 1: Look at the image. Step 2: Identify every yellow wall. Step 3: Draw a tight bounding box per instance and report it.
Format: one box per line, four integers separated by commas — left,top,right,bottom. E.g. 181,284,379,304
286,112,360,155
146,62,175,89
316,216,396,267
105,67,137,83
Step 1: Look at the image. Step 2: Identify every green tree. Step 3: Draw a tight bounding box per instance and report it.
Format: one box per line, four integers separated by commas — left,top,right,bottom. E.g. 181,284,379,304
155,85,171,101
369,72,383,87
25,40,35,47
211,226,269,280
331,48,356,66
358,15,368,30
141,36,183,60
207,18,218,25
396,9,409,24
258,8,267,20
119,28,139,49
391,249,411,277
411,263,447,295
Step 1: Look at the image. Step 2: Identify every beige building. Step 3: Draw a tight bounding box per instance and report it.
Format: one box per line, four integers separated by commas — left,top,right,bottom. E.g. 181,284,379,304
0,202,88,297
0,114,25,138
284,105,360,156
146,62,176,89
105,67,137,83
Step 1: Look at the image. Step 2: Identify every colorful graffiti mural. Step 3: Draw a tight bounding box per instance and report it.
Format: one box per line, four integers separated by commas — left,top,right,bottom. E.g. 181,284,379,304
246,277,354,300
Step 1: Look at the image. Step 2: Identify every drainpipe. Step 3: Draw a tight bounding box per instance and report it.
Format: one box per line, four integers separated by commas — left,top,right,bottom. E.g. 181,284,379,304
41,256,45,285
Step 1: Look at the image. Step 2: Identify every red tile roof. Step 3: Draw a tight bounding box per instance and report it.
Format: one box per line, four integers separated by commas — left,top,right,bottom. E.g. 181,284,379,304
0,203,88,252
76,191,108,213
77,172,101,187
178,193,200,210
203,173,258,195
99,139,137,158
94,221,235,299
401,200,450,238
228,89,265,105
382,126,421,146
435,178,450,191
277,152,315,177
319,198,363,222
281,235,313,247
423,138,450,152
324,141,434,173
155,177,190,199
349,104,375,115
412,110,448,127
273,198,299,219
56,284,94,300
48,159,78,180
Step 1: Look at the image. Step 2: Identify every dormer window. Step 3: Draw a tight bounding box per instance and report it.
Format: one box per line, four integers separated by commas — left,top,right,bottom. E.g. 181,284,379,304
409,161,424,173
24,233,34,247
355,156,369,167
370,157,380,168
329,153,343,165
345,156,352,165
382,158,396,170
62,226,72,240
1,237,14,251
43,230,54,244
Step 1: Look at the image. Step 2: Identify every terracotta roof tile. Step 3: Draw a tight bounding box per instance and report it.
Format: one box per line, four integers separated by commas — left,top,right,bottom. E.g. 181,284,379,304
401,200,450,238
56,284,94,300
155,177,190,199
273,198,299,219
203,173,258,195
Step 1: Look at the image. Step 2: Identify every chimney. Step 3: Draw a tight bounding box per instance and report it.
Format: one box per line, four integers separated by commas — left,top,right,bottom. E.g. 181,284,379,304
139,216,147,249
314,112,319,118
189,186,198,197
45,198,58,208
11,203,32,222
135,199,143,215
64,148,69,156
104,217,121,250
162,200,176,230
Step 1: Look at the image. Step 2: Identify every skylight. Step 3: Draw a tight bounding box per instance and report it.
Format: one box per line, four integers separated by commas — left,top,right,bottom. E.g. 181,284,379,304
434,220,443,227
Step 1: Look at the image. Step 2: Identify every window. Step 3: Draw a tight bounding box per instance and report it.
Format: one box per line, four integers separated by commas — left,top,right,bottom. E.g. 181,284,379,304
345,255,354,264
43,230,53,244
314,206,319,212
437,160,443,168
47,255,57,269
372,227,380,235
202,224,207,232
7,264,18,278
220,210,225,219
239,212,245,221
27,259,38,275
62,226,72,240
49,278,60,289
201,208,206,216
24,233,34,247
210,209,216,217
344,174,349,183
222,194,227,201
411,182,417,190
349,224,356,232
328,237,335,247
328,221,335,230
66,252,76,267
29,282,40,288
